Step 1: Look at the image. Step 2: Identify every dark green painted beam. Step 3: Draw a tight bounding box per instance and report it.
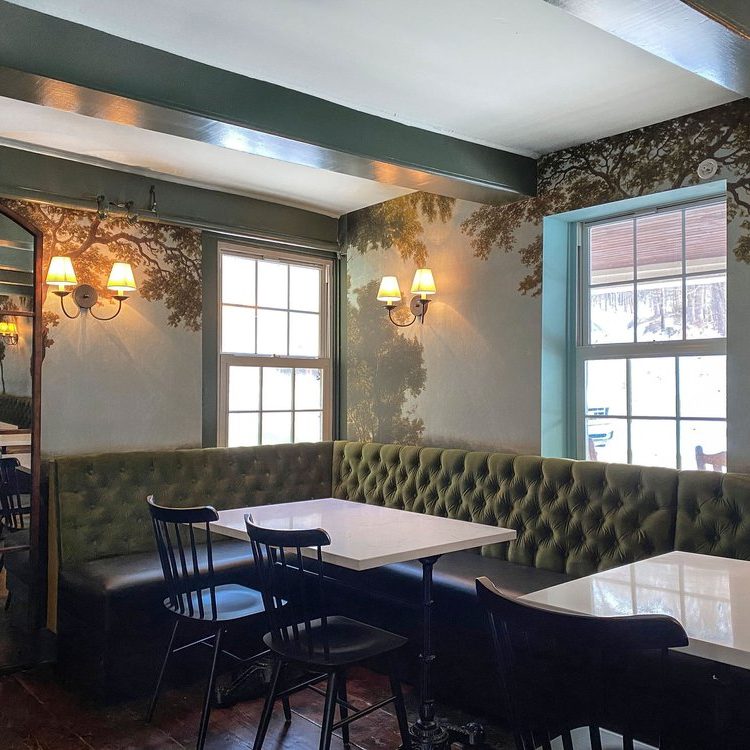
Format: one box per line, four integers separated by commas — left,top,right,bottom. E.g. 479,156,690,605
0,146,338,248
544,0,750,96
683,0,750,37
0,1,536,204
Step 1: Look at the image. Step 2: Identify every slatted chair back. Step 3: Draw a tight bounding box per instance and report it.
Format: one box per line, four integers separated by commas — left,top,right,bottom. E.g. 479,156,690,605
0,457,27,531
476,576,689,750
245,514,332,654
147,495,220,620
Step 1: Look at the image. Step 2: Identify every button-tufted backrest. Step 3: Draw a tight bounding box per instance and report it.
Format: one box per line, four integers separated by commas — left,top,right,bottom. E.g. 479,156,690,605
333,440,679,577
675,471,750,559
51,442,334,567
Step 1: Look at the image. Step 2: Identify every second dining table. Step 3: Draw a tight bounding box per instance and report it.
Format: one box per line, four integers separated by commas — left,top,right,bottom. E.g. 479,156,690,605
210,496,517,750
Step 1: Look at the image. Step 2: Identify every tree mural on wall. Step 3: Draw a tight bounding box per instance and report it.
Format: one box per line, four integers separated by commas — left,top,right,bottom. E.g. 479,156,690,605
347,278,426,443
0,200,202,349
347,192,455,265
461,98,750,295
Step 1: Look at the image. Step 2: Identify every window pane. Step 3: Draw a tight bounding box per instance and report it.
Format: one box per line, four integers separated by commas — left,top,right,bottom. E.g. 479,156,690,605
228,366,260,411
257,261,288,309
636,278,682,341
222,255,255,305
685,202,726,274
631,419,677,468
262,367,292,410
585,359,626,416
289,312,320,357
636,211,682,280
631,357,675,417
262,412,292,444
679,356,726,418
680,420,726,471
686,273,726,339
221,305,255,353
295,368,323,410
227,412,259,447
257,309,288,355
290,265,320,312
590,285,634,344
586,417,627,463
295,411,322,443
589,219,634,285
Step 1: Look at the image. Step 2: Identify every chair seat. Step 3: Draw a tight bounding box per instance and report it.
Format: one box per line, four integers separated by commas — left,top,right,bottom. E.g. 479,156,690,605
550,727,655,749
165,583,265,622
264,615,408,667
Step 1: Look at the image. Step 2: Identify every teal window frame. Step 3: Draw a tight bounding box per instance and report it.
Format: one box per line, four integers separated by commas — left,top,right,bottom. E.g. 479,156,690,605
541,180,727,459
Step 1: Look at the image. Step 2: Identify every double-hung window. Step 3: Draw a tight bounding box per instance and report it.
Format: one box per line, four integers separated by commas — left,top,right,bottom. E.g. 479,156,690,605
578,199,727,470
218,243,332,447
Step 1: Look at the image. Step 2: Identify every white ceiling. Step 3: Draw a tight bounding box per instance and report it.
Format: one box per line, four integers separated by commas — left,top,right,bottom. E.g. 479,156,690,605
1,0,740,215
0,97,412,217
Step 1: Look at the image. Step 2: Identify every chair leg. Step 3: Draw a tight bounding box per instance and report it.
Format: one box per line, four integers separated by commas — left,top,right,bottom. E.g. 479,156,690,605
319,671,340,750
388,656,412,750
253,656,285,750
197,627,224,750
4,589,10,611
338,670,350,750
146,619,180,723
282,696,292,723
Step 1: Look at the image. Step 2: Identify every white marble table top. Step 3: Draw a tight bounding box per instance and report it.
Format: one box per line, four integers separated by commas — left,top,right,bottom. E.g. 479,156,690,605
523,551,750,669
211,497,516,571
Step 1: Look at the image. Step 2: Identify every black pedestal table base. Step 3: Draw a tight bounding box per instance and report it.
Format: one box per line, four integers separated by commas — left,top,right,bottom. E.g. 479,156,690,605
408,556,487,750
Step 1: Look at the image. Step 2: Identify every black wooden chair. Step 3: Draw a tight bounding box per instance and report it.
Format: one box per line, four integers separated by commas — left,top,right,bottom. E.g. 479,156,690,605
476,576,689,750
245,514,412,750
0,457,31,610
146,496,272,750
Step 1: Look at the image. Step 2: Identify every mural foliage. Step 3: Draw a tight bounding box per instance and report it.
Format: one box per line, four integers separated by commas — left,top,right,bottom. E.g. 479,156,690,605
0,200,202,349
347,279,427,444
345,99,749,444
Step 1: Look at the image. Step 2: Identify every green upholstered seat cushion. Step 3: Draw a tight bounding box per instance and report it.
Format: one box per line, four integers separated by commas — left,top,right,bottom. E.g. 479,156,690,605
52,442,333,566
675,470,750,559
333,441,678,577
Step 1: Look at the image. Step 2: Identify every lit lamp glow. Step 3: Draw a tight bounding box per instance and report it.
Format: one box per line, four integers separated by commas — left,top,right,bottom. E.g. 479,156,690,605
45,257,138,321
0,321,18,345
376,276,402,307
410,268,437,300
107,262,137,299
375,268,437,326
45,256,78,296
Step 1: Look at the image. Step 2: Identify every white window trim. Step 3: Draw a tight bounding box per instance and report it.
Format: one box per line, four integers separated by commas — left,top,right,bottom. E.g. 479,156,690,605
575,197,727,466
217,241,333,447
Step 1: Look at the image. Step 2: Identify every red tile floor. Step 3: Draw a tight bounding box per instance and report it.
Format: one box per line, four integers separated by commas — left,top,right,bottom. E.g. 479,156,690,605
0,665,515,749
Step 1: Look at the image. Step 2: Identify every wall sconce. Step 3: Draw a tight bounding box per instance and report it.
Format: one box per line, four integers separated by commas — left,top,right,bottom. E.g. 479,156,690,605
377,268,436,327
45,256,137,320
0,321,18,345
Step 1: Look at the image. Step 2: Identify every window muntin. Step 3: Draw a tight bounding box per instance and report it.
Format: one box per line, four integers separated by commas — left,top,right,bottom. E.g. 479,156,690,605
579,199,727,470
218,245,332,447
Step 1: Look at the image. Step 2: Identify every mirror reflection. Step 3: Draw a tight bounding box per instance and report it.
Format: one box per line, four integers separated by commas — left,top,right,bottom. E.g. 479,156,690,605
0,211,35,669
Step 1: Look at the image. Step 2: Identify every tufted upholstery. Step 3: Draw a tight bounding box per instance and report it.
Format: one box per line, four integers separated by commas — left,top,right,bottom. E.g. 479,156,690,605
675,471,750,559
0,393,32,429
52,442,334,567
333,440,678,577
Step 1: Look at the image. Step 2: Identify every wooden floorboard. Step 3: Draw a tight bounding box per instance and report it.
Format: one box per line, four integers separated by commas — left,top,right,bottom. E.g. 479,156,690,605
0,665,515,750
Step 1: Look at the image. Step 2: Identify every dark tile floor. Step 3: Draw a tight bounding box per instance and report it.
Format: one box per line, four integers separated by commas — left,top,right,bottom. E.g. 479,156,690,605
0,665,515,750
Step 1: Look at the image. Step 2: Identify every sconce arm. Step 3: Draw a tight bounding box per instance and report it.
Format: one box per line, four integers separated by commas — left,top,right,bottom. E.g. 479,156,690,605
387,306,417,328
56,293,82,320
88,297,125,321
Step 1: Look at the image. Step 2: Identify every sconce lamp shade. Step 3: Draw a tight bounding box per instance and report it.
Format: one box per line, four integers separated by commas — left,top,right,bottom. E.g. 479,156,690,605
377,276,402,304
46,256,78,289
0,321,18,344
410,268,436,298
107,262,137,295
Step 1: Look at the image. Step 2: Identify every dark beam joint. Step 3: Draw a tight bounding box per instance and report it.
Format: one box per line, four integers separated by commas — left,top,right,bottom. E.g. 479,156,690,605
0,1,536,204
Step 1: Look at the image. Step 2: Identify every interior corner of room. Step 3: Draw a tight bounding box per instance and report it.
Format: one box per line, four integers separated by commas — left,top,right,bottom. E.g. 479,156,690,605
0,0,748,748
